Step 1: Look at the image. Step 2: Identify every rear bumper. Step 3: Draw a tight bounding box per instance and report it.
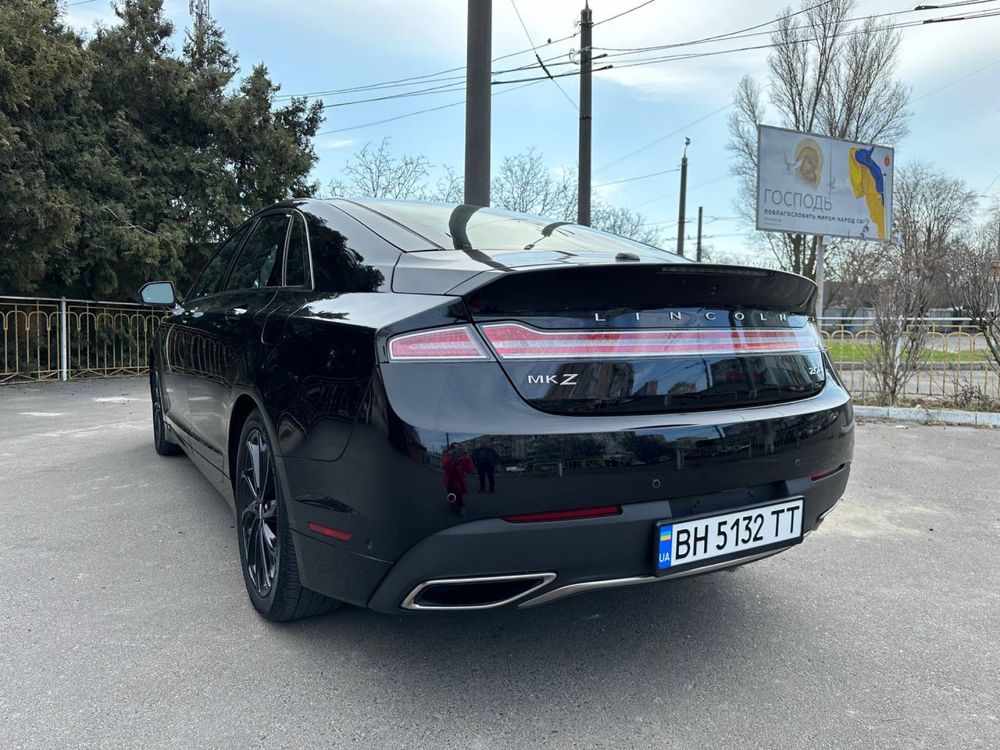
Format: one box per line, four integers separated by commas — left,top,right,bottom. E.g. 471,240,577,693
282,369,854,612
364,464,849,612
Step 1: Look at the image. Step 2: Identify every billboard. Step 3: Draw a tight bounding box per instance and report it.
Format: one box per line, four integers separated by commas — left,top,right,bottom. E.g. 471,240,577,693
756,124,894,242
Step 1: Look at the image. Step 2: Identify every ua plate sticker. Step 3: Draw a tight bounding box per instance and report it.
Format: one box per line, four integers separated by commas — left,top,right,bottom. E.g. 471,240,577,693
658,525,674,569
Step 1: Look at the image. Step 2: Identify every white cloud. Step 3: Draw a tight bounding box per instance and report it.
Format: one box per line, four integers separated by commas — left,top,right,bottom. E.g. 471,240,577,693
316,137,357,150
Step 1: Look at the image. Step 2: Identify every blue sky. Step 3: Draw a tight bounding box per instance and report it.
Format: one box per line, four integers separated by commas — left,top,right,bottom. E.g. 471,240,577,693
66,0,1000,259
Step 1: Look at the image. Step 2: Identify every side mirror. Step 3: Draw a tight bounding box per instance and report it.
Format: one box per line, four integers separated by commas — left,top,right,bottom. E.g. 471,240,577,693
138,281,177,307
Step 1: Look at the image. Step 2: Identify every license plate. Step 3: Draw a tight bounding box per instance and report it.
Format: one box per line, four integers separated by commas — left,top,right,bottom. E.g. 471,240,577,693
655,499,803,574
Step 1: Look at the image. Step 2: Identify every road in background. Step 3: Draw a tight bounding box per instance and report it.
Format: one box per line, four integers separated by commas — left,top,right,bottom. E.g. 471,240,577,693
1,379,998,749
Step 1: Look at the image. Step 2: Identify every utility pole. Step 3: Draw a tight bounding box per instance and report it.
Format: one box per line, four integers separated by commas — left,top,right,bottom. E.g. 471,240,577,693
695,206,704,262
676,137,690,256
465,0,492,206
577,2,593,226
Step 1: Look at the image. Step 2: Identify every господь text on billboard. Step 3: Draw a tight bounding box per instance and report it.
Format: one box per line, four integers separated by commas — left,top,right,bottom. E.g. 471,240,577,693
756,124,894,242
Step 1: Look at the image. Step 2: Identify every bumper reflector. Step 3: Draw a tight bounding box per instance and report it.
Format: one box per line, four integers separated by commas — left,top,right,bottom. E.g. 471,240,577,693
503,505,622,523
308,521,353,541
810,464,845,481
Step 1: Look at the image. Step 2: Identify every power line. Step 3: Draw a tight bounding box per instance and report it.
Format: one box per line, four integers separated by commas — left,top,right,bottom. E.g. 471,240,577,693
593,167,680,188
316,80,544,136
594,0,835,53
917,0,1000,7
595,10,1000,72
595,105,730,173
642,214,740,228
319,80,468,110
276,0,661,103
911,57,1000,102
492,64,614,86
509,0,578,111
538,4,1000,74
591,0,998,57
636,174,731,207
478,6,1000,105
294,2,1000,115
593,0,659,26
313,5,999,134
983,168,1000,195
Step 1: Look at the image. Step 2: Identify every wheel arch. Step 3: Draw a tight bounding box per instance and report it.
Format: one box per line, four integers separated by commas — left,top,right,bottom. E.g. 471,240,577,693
228,392,263,490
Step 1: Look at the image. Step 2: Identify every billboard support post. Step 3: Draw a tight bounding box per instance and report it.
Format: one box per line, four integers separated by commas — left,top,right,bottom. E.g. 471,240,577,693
816,236,827,320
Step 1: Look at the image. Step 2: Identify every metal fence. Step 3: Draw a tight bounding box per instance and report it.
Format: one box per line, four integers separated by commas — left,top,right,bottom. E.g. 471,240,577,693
1,296,163,384
818,316,999,404
2,298,998,407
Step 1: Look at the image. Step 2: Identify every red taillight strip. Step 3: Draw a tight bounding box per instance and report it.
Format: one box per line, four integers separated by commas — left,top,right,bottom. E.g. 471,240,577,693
481,322,819,360
503,505,622,523
308,522,353,541
810,464,845,481
388,325,490,361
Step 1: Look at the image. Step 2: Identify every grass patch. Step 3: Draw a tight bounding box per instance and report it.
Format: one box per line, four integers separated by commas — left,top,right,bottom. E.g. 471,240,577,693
826,341,990,364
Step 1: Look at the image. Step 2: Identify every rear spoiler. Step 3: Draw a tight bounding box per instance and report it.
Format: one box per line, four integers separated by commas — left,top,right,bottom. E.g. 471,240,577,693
451,263,817,317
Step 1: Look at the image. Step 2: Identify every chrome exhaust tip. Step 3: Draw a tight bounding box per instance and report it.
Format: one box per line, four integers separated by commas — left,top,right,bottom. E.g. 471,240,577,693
401,572,557,611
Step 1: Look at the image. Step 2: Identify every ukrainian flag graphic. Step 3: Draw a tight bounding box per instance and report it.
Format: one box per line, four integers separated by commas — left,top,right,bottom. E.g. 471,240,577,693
658,525,673,570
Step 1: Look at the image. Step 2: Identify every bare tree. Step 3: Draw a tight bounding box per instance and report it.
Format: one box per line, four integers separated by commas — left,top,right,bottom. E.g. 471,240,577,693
727,0,910,277
861,252,936,406
431,166,464,203
842,163,978,404
591,204,662,246
491,149,576,220
328,137,431,199
895,162,978,284
949,210,1000,375
327,142,663,245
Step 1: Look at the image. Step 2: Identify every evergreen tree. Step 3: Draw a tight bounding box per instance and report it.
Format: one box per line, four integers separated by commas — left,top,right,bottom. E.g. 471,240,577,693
0,0,323,299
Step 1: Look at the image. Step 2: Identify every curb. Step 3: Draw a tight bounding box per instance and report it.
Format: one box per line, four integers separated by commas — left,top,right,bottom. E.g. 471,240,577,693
854,405,1000,428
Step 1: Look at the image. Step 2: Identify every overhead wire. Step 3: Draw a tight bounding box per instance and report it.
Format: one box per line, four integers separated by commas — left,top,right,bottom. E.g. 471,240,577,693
595,105,730,174
593,167,680,188
509,0,578,111
316,80,545,136
276,0,661,102
911,57,1000,103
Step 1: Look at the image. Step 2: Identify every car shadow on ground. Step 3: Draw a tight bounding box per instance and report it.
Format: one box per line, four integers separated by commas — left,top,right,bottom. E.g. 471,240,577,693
265,565,811,715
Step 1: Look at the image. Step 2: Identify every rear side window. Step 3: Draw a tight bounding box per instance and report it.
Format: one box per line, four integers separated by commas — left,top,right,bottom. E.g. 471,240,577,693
284,215,310,287
187,223,251,301
225,214,290,291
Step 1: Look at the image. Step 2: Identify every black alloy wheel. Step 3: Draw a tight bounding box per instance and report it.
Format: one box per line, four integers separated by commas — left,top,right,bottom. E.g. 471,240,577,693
239,426,279,598
151,368,181,456
234,409,340,621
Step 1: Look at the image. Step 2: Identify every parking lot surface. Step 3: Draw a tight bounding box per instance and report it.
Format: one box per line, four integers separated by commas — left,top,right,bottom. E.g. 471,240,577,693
2,378,998,749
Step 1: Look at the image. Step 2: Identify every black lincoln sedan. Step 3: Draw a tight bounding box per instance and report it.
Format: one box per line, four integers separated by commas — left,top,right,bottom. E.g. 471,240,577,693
139,198,853,620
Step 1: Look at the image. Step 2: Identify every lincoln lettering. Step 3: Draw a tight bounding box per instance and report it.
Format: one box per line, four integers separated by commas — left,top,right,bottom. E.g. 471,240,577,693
593,311,789,324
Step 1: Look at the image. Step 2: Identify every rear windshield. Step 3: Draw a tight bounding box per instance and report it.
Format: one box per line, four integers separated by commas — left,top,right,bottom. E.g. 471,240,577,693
356,200,687,261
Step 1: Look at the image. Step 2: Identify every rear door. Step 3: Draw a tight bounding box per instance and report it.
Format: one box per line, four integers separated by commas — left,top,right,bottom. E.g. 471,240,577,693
185,212,291,465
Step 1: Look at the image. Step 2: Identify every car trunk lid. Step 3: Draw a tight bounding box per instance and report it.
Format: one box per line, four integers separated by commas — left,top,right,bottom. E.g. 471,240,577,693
458,263,825,415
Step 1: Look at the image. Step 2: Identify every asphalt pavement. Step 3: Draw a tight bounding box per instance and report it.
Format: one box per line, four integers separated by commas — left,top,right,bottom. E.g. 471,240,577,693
1,378,998,749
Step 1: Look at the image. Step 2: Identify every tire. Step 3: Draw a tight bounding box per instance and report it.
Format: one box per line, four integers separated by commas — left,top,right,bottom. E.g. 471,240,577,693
235,409,341,622
151,367,182,456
